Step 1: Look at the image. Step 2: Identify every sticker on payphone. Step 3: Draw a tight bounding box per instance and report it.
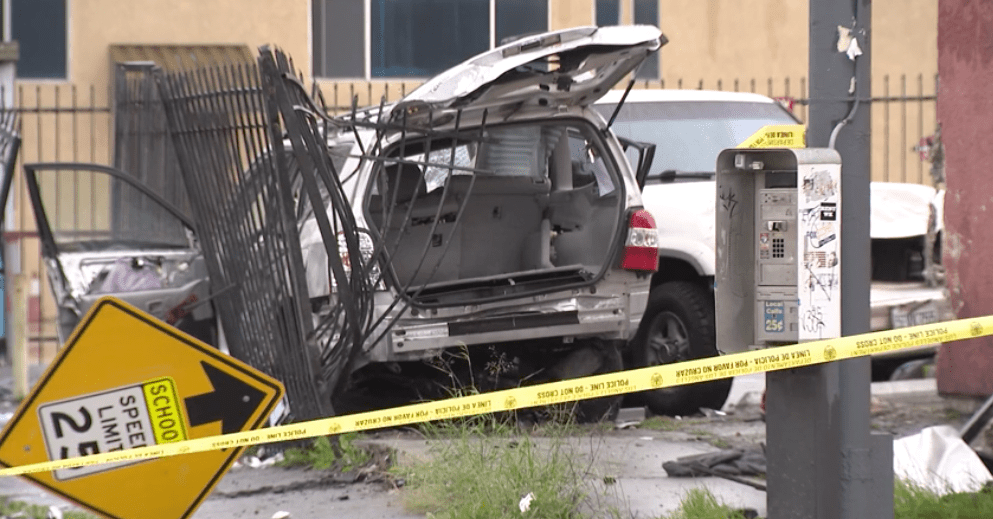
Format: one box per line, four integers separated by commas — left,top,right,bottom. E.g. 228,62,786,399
764,301,786,333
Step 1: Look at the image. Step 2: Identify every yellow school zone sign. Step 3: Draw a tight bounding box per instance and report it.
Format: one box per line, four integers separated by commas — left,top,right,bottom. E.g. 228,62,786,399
737,124,807,149
0,298,284,519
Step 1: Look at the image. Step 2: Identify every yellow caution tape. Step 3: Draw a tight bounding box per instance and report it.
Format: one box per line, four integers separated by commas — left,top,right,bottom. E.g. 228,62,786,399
736,124,806,149
1,316,990,477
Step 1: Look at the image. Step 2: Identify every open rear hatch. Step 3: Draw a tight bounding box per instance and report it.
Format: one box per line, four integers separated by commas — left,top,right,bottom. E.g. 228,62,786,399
361,25,664,306
367,118,627,306
394,25,666,121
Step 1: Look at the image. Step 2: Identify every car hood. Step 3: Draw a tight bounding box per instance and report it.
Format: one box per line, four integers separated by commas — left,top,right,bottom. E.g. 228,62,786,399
871,181,943,239
393,25,665,122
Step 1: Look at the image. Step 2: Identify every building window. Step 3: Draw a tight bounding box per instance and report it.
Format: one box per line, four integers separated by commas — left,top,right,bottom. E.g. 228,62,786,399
372,0,488,78
595,0,620,26
313,0,549,79
633,0,659,79
496,0,548,45
12,0,67,79
313,0,365,78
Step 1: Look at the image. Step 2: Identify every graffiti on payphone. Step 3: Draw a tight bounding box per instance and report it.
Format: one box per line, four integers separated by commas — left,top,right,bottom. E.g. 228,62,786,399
799,165,841,339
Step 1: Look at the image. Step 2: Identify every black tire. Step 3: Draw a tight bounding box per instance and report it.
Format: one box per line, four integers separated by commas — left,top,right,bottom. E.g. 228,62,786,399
630,281,732,416
573,340,624,423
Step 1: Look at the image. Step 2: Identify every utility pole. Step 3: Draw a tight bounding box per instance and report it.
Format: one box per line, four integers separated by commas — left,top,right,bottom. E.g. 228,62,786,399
766,0,892,517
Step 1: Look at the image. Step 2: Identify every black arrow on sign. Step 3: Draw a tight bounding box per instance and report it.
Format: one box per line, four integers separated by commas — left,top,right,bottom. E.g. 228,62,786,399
184,361,266,434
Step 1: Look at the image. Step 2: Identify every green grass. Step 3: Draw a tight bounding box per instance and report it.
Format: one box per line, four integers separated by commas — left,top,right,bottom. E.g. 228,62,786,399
278,432,371,471
655,480,993,519
639,416,681,431
944,407,966,421
661,489,751,519
396,436,580,518
707,438,732,449
0,497,97,519
895,480,993,519
395,416,625,519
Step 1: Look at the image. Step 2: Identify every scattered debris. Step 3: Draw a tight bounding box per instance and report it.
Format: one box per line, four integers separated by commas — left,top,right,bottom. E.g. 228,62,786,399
700,408,727,418
614,406,646,429
233,452,285,469
518,492,535,513
894,425,993,495
663,448,767,491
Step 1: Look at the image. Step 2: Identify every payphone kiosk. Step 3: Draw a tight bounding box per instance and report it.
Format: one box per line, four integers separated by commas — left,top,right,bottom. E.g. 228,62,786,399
715,148,842,351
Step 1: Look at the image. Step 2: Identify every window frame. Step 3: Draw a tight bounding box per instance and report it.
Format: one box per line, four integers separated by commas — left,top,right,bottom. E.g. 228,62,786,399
632,0,659,79
11,0,70,81
594,0,620,27
312,0,551,80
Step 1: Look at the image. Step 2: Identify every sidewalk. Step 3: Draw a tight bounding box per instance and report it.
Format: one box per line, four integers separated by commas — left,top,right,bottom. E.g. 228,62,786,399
0,365,960,518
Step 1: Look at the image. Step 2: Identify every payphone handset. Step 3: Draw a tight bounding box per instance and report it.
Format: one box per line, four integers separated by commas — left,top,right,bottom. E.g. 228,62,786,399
715,148,842,353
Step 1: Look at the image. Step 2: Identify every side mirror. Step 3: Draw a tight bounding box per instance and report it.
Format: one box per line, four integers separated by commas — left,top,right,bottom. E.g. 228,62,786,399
616,136,656,190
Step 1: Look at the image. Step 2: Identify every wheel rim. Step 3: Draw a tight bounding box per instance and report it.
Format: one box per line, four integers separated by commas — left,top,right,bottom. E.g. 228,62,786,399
645,311,691,366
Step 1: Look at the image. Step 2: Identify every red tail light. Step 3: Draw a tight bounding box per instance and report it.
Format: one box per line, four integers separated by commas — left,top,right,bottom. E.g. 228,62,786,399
621,209,659,272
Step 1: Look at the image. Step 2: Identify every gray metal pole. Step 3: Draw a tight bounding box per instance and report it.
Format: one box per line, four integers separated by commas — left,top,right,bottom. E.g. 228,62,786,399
767,2,889,518
807,1,892,518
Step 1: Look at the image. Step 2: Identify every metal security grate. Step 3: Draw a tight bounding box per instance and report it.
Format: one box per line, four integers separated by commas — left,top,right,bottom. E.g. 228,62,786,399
155,62,328,422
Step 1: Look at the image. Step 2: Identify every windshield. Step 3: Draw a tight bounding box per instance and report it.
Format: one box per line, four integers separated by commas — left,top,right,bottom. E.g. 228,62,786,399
595,100,798,178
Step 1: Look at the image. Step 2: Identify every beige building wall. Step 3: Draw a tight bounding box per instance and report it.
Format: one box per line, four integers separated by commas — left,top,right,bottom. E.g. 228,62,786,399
656,0,809,86
66,0,310,87
550,0,594,30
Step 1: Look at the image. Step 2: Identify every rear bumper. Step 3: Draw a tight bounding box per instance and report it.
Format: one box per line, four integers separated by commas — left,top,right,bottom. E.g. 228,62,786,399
869,282,954,360
366,286,650,362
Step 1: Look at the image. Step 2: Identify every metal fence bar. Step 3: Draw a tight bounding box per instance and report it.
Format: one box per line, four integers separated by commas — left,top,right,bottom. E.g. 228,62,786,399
4,84,112,365
917,74,924,184
155,60,329,422
884,75,890,181
901,75,908,183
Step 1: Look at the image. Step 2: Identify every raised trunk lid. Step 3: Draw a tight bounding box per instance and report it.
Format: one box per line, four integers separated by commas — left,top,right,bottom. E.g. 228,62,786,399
395,25,666,122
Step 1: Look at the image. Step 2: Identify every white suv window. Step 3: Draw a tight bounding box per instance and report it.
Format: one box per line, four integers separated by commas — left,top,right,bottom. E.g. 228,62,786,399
596,100,798,177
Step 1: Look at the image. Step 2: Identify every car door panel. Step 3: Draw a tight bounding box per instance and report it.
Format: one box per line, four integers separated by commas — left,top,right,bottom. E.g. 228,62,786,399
17,163,216,346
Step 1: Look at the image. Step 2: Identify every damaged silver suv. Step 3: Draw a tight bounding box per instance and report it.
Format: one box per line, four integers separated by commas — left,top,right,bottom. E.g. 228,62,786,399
21,26,666,422
300,26,664,417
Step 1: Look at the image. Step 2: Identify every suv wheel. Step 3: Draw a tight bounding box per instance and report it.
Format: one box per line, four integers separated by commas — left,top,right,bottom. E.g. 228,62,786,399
573,340,623,423
630,281,732,416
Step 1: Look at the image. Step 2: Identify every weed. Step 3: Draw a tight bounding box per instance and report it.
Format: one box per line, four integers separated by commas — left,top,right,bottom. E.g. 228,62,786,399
0,497,96,519
662,488,750,519
395,423,629,519
944,407,965,421
396,346,631,517
639,416,681,431
708,438,732,450
279,432,371,471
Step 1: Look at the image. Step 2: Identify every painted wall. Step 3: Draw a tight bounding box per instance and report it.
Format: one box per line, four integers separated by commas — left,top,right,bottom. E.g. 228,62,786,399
934,1,993,397
41,0,308,87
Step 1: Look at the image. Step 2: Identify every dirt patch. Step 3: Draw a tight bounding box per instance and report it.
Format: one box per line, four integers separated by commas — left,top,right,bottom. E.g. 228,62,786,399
870,392,975,439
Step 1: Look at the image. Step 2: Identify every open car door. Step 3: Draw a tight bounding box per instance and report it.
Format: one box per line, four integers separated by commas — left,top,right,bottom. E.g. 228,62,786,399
19,163,216,347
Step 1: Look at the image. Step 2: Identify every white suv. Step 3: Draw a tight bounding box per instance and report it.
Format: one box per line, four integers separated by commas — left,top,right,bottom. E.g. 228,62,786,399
594,89,952,412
